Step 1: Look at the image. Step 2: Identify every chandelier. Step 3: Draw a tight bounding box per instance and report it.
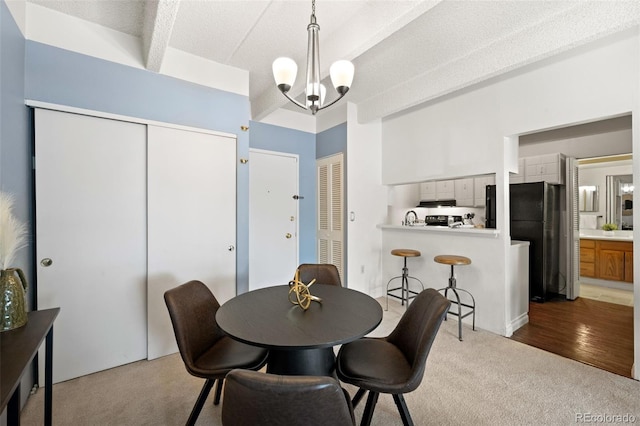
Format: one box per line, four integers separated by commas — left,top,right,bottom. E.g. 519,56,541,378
272,0,354,115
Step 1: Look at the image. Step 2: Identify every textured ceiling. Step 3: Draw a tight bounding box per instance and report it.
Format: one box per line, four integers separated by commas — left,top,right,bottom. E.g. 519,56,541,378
23,0,640,122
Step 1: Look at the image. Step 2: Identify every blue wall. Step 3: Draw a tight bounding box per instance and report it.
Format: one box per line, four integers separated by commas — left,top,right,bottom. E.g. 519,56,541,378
317,122,347,159
0,0,32,416
249,121,317,262
1,1,30,247
22,41,321,294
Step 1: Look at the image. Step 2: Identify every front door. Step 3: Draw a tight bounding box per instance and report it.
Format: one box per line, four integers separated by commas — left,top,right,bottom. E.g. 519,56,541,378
249,150,299,290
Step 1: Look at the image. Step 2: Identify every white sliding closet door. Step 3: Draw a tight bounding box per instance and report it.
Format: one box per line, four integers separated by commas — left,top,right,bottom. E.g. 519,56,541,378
147,125,237,360
35,108,147,383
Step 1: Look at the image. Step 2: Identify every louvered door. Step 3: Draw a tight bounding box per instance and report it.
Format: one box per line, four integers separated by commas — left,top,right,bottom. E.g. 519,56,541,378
317,154,344,281
566,157,580,300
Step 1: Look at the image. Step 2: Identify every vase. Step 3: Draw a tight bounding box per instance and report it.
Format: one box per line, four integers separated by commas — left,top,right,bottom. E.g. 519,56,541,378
0,268,28,331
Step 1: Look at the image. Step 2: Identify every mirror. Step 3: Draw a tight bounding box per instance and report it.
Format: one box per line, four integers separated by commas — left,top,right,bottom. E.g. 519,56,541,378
605,174,633,230
579,185,598,212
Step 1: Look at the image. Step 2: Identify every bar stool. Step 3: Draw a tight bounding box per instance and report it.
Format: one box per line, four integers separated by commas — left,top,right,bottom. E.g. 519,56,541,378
434,255,476,341
386,249,424,310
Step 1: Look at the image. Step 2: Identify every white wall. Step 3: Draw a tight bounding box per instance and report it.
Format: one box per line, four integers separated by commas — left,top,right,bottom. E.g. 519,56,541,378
346,102,386,295
377,29,640,373
382,31,638,185
519,128,632,159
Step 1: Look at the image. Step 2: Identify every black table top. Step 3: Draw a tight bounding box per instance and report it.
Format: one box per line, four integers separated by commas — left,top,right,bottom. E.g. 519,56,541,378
216,285,382,350
0,308,60,411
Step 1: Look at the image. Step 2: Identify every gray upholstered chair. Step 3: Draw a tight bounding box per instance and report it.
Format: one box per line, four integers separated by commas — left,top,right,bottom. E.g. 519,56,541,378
295,263,342,286
336,288,450,426
222,369,355,426
164,280,269,426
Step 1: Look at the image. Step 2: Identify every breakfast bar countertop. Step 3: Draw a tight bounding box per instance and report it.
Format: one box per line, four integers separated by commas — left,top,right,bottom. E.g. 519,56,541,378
378,224,500,238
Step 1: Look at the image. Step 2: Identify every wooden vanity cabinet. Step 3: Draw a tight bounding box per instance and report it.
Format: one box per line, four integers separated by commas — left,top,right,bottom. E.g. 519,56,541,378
579,239,596,278
580,239,633,283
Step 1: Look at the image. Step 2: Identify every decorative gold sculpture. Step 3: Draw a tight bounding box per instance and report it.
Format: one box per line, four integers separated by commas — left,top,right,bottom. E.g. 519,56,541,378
288,269,322,310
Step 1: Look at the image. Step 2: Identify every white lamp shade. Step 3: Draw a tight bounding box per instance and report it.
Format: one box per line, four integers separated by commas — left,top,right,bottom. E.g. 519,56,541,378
306,83,326,107
330,60,354,89
273,57,298,87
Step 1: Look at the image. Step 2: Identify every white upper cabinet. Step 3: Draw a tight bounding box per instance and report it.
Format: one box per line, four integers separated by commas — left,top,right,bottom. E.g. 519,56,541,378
455,178,474,207
419,181,437,200
473,175,495,207
436,180,455,200
524,153,566,184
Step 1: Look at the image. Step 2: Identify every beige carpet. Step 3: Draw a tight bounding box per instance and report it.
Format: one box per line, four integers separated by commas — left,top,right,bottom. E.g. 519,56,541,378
21,298,640,425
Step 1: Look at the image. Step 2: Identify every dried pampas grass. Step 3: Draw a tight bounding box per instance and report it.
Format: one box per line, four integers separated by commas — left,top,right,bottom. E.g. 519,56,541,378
0,192,28,269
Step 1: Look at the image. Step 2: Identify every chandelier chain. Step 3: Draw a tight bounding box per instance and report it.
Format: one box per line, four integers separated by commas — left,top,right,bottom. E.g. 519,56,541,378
312,0,316,17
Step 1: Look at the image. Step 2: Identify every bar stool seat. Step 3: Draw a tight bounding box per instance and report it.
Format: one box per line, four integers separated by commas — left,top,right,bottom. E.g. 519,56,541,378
386,249,424,310
434,255,476,341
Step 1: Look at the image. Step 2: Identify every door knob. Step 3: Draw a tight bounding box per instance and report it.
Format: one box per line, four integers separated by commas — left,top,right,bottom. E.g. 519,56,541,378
40,258,53,267
228,245,235,252
286,233,292,239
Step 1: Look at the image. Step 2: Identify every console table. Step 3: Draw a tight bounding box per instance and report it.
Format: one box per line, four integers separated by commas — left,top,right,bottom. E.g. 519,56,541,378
1,308,60,425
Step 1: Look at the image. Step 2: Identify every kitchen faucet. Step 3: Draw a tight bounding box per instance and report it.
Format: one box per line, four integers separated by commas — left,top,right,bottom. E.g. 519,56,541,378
404,210,418,226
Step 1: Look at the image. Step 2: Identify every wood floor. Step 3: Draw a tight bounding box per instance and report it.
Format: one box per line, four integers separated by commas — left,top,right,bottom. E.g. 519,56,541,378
510,296,634,378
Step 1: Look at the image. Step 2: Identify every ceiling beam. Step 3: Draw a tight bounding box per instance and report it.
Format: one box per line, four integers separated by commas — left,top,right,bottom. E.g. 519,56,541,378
142,0,181,72
356,1,640,123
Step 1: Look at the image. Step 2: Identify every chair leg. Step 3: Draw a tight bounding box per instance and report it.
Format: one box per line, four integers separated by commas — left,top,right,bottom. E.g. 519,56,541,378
360,391,379,426
352,388,367,408
213,378,224,405
392,394,414,426
186,379,214,426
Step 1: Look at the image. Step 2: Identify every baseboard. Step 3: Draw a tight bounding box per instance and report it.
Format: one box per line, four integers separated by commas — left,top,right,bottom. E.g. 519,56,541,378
505,312,529,337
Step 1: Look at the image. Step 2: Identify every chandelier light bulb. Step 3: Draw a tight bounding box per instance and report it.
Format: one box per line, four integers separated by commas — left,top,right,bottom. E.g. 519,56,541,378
272,57,298,93
330,60,354,94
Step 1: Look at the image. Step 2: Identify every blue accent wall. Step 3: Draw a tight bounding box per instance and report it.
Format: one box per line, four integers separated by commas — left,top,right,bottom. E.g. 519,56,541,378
316,122,347,159
21,41,326,294
24,41,254,293
249,121,317,262
1,1,30,240
1,0,32,415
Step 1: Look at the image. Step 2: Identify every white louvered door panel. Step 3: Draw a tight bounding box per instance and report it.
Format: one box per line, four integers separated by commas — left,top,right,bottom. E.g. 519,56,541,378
317,154,344,282
566,157,580,300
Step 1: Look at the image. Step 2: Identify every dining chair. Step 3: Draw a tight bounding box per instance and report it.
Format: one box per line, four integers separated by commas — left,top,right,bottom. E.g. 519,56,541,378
221,369,355,426
336,288,450,426
164,280,269,426
295,263,342,286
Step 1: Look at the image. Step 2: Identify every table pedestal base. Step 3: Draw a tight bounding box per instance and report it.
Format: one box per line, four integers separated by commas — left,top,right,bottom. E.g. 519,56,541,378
266,348,335,376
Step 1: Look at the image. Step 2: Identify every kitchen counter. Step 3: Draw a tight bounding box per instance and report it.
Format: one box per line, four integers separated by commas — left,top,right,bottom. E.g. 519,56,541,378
378,224,500,238
579,229,633,242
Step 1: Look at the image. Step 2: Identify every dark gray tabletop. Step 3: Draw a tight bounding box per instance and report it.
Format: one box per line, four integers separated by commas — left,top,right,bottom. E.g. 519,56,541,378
216,285,382,350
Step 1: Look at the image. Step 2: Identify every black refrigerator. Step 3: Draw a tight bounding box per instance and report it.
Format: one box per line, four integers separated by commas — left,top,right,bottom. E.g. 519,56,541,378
486,182,561,302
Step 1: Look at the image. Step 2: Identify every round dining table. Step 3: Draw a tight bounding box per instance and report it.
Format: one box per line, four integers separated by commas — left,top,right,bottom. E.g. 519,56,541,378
216,284,383,376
